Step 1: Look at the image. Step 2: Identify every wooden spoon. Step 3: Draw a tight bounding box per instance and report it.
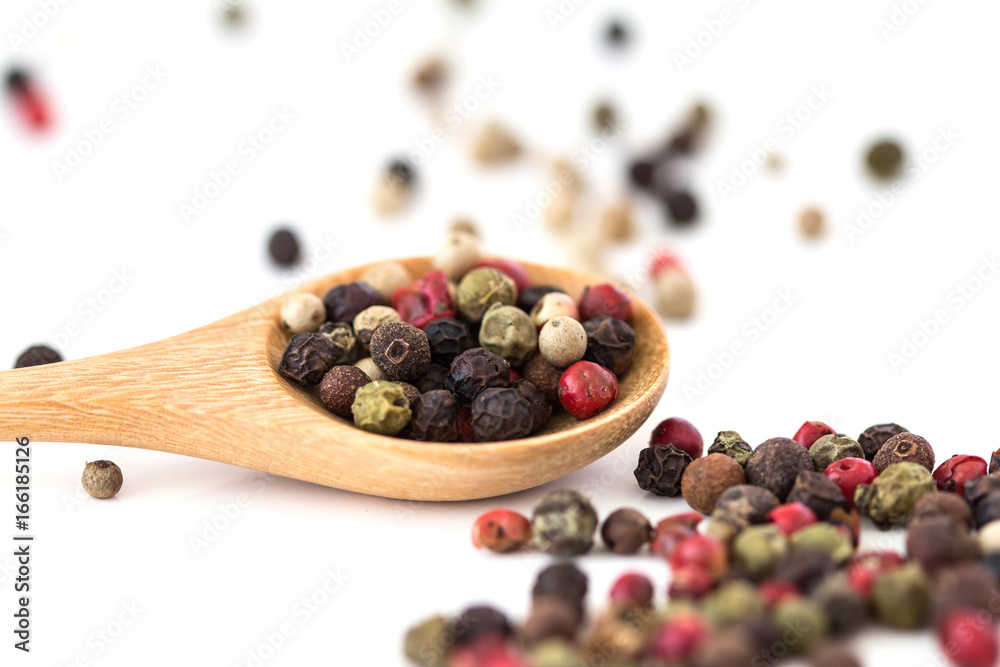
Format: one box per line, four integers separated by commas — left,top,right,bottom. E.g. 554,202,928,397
0,258,669,500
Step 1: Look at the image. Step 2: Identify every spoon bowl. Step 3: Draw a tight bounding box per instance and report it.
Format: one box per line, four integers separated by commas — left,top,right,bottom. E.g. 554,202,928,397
0,258,669,500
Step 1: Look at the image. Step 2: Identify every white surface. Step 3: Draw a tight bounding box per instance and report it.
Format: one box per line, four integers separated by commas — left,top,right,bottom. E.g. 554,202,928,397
1,0,998,665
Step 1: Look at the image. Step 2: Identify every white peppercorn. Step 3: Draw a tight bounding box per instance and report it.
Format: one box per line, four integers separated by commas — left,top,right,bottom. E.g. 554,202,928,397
598,203,634,242
473,122,521,165
654,269,696,320
353,306,401,348
538,316,587,367
979,520,1000,554
361,262,411,302
433,231,482,280
280,293,325,334
354,357,388,382
529,292,579,329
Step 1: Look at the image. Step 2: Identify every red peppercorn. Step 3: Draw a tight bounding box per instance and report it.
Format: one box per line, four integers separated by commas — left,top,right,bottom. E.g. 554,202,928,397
392,270,454,329
668,565,715,600
934,455,988,496
649,613,708,662
578,284,633,323
608,572,654,609
472,509,532,553
650,512,702,559
824,457,877,509
669,535,727,578
649,417,703,459
846,551,904,598
758,580,800,608
767,502,817,535
474,259,530,294
938,609,998,667
457,406,476,443
558,361,619,419
508,368,521,382
649,249,686,278
449,637,529,667
5,68,52,133
792,420,836,449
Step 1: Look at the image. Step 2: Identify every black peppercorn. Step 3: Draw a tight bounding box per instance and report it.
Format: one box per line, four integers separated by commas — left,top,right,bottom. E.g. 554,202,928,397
634,444,692,497
318,365,371,417
532,562,588,609
932,564,999,622
964,472,1000,508
453,606,511,646
857,423,908,461
746,437,815,501
662,190,698,226
386,158,416,188
866,139,904,179
522,596,580,645
582,317,635,376
370,321,431,382
446,348,510,406
416,362,450,394
811,575,867,636
713,485,779,525
974,491,1000,529
278,333,336,386
906,516,978,573
268,228,300,267
787,471,847,520
873,432,935,473
15,345,62,368
5,68,28,94
521,353,563,403
601,508,652,554
991,447,1000,474
322,281,381,324
409,390,458,442
910,492,973,529
629,160,656,190
425,318,473,366
775,546,835,593
514,379,552,433
394,381,421,405
470,388,534,441
604,19,629,47
517,285,561,314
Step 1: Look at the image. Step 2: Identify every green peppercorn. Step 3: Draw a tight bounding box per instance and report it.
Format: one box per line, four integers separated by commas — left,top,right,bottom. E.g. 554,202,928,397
532,489,598,556
707,431,753,467
809,434,864,471
855,462,936,529
478,303,537,366
872,562,931,629
702,581,765,628
732,524,788,579
351,381,412,435
773,598,828,654
789,523,854,565
527,639,581,667
456,267,517,321
402,615,451,667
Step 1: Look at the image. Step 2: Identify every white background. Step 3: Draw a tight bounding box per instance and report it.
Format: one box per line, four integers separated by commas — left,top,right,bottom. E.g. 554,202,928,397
1,0,998,665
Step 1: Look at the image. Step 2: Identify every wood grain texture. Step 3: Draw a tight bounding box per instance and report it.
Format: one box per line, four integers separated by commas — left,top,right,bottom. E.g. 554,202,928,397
0,258,670,500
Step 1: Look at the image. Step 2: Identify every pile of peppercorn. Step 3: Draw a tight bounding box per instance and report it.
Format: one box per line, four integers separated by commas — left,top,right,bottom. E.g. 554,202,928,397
403,418,1000,667
274,234,638,442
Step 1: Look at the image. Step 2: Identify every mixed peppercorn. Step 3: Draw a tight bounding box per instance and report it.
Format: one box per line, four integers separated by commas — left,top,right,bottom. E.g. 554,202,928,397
275,240,638,442
405,417,1000,667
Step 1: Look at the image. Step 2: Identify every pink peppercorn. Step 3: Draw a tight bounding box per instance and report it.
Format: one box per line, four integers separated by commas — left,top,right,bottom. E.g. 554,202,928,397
392,270,455,329
668,565,716,600
472,509,532,553
649,613,708,662
558,361,619,419
609,572,654,609
474,259,531,294
824,457,877,509
449,637,529,667
934,455,988,497
793,420,836,449
758,580,800,608
649,417,703,459
669,535,728,578
938,609,998,667
846,551,904,598
578,284,633,323
649,249,686,279
650,512,702,559
767,502,818,535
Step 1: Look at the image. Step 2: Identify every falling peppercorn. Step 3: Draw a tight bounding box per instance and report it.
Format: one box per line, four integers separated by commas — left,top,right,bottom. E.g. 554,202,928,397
268,228,300,267
81,460,123,499
865,139,904,179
